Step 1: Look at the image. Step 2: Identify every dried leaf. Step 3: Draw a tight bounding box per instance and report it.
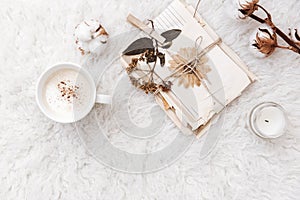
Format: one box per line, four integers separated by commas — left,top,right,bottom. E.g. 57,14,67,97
123,37,154,55
161,29,182,42
157,52,165,66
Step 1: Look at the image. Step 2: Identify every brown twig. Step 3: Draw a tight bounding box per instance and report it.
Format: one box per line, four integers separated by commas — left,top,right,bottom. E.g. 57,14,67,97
241,7,300,54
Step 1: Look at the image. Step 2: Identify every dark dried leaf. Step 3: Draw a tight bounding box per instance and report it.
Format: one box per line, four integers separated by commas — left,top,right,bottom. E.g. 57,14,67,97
145,49,156,63
295,29,300,41
123,37,154,55
159,81,172,92
157,52,165,66
145,49,153,58
159,57,165,66
146,55,157,63
161,29,181,42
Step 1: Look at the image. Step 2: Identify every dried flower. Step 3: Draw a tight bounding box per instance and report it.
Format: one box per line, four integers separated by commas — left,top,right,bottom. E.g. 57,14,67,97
252,27,277,56
139,82,159,94
74,19,109,55
159,81,172,92
123,22,182,94
237,0,259,19
126,58,139,73
169,47,211,88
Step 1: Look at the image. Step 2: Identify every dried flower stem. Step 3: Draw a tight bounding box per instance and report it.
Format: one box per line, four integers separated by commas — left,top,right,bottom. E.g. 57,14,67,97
276,45,294,50
193,0,202,17
243,6,300,54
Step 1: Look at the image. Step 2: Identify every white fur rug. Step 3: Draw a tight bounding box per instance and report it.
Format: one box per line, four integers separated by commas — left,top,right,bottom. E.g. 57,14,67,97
1,0,300,199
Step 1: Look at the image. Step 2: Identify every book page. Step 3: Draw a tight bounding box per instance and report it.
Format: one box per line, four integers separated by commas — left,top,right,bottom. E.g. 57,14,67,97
153,0,251,129
121,0,253,131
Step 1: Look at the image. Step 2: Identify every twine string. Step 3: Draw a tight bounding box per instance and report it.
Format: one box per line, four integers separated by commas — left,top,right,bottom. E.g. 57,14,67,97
164,37,221,81
162,36,224,108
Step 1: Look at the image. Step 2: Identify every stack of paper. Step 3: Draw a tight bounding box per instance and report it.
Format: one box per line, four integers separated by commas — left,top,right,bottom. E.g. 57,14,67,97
121,0,255,136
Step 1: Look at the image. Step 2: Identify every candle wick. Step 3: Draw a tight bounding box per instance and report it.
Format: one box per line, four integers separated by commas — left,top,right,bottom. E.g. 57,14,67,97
265,120,269,123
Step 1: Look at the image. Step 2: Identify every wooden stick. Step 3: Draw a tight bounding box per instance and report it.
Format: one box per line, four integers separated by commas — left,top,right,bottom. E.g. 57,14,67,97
127,14,166,45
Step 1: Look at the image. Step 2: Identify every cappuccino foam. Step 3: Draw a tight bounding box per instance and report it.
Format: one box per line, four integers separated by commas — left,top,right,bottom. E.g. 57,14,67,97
43,68,93,118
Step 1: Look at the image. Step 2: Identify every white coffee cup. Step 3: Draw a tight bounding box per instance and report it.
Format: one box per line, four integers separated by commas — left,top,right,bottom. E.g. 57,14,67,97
36,62,111,123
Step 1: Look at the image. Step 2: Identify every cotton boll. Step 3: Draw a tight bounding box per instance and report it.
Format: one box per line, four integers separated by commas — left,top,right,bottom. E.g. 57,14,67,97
249,25,276,58
249,41,266,58
97,34,108,44
236,0,259,19
75,40,90,55
236,0,247,19
74,23,92,42
249,28,271,58
91,32,108,44
74,18,104,41
86,19,101,33
88,39,100,52
74,19,109,55
256,25,274,40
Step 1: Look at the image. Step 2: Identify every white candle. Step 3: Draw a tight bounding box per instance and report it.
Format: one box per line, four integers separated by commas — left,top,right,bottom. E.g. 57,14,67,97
249,102,287,138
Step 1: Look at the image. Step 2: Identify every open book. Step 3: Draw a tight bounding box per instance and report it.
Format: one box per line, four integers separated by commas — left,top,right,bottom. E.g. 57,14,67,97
121,0,256,135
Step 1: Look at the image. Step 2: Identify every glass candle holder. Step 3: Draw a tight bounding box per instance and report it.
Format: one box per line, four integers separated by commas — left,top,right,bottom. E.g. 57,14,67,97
248,102,288,139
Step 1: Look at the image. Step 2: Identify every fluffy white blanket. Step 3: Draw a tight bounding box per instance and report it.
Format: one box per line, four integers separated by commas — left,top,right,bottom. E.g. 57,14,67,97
0,0,299,199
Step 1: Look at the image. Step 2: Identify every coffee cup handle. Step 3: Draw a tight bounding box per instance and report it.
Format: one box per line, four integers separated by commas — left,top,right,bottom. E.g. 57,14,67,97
96,94,112,105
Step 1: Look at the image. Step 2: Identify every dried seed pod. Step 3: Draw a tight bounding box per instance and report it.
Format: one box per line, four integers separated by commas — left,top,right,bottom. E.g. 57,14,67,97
250,26,277,57
237,0,259,19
